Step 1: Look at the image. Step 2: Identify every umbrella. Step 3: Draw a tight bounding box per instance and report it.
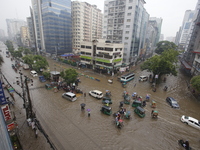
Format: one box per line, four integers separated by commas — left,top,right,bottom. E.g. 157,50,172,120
87,109,91,112
133,92,137,95
80,103,86,107
106,90,109,92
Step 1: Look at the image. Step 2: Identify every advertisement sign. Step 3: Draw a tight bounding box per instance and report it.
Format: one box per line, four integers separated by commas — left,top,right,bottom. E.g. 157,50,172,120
0,81,8,105
1,104,12,121
7,122,16,131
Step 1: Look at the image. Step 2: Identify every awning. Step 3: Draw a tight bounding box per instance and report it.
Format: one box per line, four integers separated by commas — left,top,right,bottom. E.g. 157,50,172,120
60,54,74,57
180,60,192,70
192,50,200,54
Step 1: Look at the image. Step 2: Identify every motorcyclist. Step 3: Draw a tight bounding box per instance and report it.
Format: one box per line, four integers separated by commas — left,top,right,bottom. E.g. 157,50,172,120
184,140,190,150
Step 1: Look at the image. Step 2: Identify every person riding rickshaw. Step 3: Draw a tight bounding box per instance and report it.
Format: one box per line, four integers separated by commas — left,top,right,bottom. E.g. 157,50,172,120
151,110,158,118
124,111,131,119
115,119,123,129
151,100,156,108
124,94,131,104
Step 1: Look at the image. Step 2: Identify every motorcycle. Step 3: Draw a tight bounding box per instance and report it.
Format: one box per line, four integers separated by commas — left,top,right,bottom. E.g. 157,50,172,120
178,140,192,150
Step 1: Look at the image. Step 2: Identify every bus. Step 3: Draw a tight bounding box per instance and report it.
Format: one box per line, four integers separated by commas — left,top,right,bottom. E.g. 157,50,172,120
120,72,135,83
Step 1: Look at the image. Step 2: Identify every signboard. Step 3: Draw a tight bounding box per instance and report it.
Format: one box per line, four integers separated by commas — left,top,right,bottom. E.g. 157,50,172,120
1,104,12,121
0,81,7,105
7,122,16,131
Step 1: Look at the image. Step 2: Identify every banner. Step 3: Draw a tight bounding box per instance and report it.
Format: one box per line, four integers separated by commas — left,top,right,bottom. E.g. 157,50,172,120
0,81,8,105
1,104,12,121
7,122,16,131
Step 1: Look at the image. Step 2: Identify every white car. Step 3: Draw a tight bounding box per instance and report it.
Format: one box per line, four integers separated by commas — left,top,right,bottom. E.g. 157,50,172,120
139,76,148,81
181,115,200,130
89,90,103,99
30,70,38,77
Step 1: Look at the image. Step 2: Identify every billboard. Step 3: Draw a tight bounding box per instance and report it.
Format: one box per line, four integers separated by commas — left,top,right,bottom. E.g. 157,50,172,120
0,81,8,105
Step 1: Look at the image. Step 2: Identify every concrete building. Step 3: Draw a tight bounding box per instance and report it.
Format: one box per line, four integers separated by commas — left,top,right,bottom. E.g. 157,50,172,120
80,39,124,74
103,0,149,65
31,0,72,55
6,19,27,41
27,16,36,50
72,1,103,54
149,17,162,44
20,26,30,47
181,0,200,76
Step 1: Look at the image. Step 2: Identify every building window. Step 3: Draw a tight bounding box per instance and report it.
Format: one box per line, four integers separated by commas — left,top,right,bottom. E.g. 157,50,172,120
125,31,129,34
128,6,132,9
127,13,131,16
126,25,130,28
125,37,129,40
129,0,133,2
86,46,91,49
81,45,85,48
127,19,131,22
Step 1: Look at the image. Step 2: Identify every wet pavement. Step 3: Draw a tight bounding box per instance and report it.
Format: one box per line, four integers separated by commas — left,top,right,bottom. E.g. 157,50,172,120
1,42,200,150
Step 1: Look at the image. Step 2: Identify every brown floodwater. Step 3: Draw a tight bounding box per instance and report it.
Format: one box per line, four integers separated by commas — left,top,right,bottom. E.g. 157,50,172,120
1,42,200,150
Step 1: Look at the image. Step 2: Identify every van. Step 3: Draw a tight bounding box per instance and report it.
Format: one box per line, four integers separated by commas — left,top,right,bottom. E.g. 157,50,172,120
89,90,103,99
120,72,135,83
23,64,29,70
62,92,77,102
30,70,38,77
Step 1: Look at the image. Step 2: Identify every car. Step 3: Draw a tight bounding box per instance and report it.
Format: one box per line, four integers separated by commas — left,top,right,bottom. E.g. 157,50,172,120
62,92,77,102
166,97,179,108
181,115,200,130
30,70,38,77
139,76,148,81
89,90,103,99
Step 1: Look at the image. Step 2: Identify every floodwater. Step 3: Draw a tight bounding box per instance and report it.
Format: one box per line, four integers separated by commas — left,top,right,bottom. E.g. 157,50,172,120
1,42,200,150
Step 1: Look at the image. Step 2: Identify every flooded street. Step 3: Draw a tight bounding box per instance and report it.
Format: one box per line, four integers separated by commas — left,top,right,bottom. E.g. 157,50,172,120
1,42,200,150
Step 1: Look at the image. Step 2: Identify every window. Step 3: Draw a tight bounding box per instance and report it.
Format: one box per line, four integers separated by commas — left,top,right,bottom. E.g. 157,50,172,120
127,19,131,22
125,31,129,34
129,0,133,2
126,25,130,28
127,13,131,16
86,46,91,49
125,37,129,40
128,6,132,9
81,45,85,48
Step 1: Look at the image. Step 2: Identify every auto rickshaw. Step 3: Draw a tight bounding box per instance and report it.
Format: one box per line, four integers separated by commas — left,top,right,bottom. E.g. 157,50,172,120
102,98,112,104
134,106,145,118
124,94,131,104
45,83,52,90
151,110,158,118
151,100,156,108
132,100,142,107
100,105,112,115
124,111,131,119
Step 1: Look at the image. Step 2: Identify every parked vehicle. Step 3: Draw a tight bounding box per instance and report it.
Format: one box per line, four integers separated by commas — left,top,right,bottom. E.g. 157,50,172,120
134,106,145,118
39,76,46,82
151,110,158,119
166,97,179,108
30,70,38,77
139,76,148,81
62,92,77,102
23,63,29,70
181,115,200,130
100,105,112,115
120,72,135,83
102,97,112,104
89,90,103,99
132,100,142,107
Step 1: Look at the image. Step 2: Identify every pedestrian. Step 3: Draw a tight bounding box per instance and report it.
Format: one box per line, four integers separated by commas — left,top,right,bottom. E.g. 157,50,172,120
88,111,90,117
32,121,35,130
84,92,86,97
35,128,38,138
134,83,136,87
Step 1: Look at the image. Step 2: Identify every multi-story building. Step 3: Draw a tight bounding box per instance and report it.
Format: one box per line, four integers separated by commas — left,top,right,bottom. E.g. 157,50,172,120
72,1,103,54
176,10,195,51
149,17,162,45
6,19,27,41
181,0,200,76
103,0,149,64
80,39,124,74
31,0,72,55
20,26,30,47
27,16,36,50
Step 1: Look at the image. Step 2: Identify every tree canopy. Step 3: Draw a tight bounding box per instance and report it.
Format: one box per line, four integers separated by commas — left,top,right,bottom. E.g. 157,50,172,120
190,76,200,92
60,68,78,84
22,55,48,72
141,49,179,77
155,41,177,54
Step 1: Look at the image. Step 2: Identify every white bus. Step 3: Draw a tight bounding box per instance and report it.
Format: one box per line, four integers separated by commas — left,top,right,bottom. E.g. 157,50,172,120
120,72,135,83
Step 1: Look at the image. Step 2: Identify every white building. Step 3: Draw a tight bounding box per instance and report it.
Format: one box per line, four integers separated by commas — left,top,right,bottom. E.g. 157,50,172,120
103,0,149,64
80,39,124,74
72,1,103,54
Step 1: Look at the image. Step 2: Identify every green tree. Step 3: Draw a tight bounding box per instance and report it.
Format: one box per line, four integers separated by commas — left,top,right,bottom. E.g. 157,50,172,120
190,76,200,92
23,48,32,55
5,40,14,54
60,68,78,84
22,55,48,72
141,49,179,78
42,72,51,80
155,41,177,54
12,50,23,58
